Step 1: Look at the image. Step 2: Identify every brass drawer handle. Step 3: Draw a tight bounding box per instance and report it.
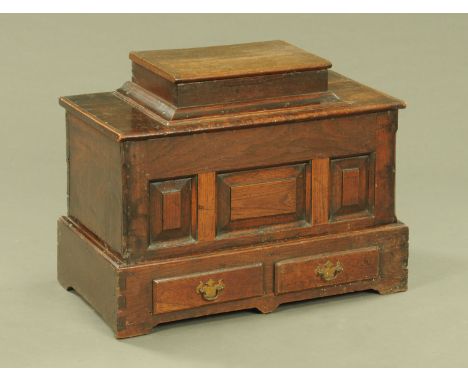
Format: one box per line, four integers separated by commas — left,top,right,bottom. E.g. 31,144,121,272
316,260,343,281
196,279,225,301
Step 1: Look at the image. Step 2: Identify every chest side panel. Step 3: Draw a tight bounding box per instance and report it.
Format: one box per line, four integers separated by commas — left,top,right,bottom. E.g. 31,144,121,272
67,113,123,253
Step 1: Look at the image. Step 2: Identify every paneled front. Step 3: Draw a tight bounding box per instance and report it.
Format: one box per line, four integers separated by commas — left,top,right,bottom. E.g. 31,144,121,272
123,112,392,259
217,163,310,235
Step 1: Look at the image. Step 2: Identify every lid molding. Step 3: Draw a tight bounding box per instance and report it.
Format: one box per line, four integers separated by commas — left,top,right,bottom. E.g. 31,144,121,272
116,81,343,123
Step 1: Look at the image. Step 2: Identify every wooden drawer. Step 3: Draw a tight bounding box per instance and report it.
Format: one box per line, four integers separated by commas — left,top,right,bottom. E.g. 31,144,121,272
153,263,264,314
275,247,379,294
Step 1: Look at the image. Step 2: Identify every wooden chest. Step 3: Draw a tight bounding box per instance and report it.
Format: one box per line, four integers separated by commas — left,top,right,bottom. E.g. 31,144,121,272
57,40,409,338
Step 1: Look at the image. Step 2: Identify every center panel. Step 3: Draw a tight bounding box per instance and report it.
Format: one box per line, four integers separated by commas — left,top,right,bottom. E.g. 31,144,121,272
216,163,310,236
230,178,297,221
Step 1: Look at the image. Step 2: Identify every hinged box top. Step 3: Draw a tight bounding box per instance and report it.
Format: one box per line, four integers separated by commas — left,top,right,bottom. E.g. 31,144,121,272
127,40,332,108
59,40,405,141
129,40,331,83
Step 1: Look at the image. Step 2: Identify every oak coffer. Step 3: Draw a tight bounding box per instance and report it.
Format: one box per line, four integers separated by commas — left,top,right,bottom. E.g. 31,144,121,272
57,40,409,338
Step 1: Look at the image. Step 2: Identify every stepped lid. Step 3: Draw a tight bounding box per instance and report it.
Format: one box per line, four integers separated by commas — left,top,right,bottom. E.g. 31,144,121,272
127,40,332,108
60,41,405,141
129,40,331,83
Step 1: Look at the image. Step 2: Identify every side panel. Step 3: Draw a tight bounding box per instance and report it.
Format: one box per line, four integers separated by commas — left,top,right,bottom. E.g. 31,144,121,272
374,111,397,224
67,113,123,253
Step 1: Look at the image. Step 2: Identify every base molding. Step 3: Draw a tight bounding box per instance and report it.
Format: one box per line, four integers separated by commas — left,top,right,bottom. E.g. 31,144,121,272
58,216,408,339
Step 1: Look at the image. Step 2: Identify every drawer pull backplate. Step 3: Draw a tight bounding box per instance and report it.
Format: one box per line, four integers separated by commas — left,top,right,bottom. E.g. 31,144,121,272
316,260,344,281
196,279,225,301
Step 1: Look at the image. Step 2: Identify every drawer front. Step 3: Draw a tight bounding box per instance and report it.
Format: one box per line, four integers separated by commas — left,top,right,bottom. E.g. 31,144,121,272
153,263,264,314
275,247,379,294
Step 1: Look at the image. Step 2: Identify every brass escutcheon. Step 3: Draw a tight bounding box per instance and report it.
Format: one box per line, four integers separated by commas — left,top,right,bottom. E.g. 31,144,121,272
316,260,344,281
196,278,225,301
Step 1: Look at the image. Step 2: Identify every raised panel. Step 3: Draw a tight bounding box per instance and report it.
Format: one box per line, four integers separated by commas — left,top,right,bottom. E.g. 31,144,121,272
330,154,375,221
162,191,182,230
342,168,360,206
217,164,310,235
149,177,196,244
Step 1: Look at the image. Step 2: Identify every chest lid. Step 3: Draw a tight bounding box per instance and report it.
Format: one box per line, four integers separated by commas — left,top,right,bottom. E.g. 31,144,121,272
130,40,331,83
60,40,405,141
127,40,332,109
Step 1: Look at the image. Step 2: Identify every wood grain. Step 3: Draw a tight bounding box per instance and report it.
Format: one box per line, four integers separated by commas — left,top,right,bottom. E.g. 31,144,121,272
312,158,330,225
342,168,360,206
148,177,193,244
67,113,123,253
129,40,331,82
162,192,181,230
217,164,307,234
375,112,397,224
230,179,297,220
197,172,216,241
57,217,119,334
132,63,328,108
330,154,375,221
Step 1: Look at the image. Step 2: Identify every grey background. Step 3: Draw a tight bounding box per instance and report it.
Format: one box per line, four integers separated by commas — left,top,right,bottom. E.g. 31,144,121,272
0,14,467,367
